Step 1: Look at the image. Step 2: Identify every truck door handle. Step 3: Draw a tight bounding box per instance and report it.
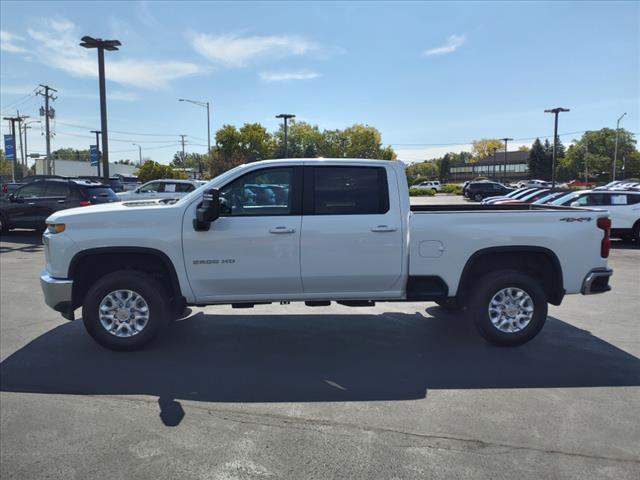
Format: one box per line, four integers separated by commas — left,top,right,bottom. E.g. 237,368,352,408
370,225,397,232
57,200,65,203
269,226,295,234
27,202,35,206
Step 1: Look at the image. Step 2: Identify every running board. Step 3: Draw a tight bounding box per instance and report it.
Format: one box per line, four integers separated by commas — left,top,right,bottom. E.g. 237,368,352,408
336,300,375,307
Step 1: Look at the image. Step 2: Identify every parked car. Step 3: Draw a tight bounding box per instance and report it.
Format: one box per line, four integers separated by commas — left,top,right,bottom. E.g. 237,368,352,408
77,176,125,193
1,175,68,198
40,158,612,350
594,180,640,192
411,180,442,193
465,181,514,201
116,179,205,201
1,179,118,234
481,187,538,204
493,189,570,206
566,180,597,188
112,174,141,192
550,190,640,241
516,179,551,188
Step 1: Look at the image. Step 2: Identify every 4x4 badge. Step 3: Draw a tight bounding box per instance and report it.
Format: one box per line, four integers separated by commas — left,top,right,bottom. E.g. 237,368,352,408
560,217,592,222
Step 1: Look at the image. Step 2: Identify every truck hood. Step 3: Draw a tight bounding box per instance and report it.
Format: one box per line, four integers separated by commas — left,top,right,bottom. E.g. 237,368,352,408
46,199,179,224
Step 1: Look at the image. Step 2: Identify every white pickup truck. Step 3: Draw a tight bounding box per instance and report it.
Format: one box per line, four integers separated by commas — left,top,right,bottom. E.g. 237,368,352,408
40,159,613,350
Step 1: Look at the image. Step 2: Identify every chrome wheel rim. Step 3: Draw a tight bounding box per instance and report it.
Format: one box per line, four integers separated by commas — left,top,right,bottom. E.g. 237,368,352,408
98,289,150,338
488,287,534,333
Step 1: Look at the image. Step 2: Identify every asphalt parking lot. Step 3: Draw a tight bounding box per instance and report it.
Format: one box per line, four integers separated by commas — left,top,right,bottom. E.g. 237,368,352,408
1,200,639,479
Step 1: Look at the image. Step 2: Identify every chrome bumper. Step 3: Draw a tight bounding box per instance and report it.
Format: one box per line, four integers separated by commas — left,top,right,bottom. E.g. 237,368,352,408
40,270,74,319
581,268,613,295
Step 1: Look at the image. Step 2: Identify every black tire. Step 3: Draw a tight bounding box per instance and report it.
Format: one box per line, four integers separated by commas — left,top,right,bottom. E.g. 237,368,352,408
633,221,640,244
468,270,547,347
431,188,437,194
82,270,170,351
473,193,483,202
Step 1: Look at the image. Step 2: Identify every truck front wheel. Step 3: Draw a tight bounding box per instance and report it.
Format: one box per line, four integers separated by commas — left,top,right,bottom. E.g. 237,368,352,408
82,270,170,351
468,270,547,346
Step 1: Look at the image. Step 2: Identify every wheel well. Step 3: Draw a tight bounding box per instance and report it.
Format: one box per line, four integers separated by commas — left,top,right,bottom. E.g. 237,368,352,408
458,248,564,305
69,249,185,313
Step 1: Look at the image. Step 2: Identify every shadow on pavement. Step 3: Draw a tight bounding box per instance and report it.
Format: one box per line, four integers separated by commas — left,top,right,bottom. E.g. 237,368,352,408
2,309,639,426
0,230,43,254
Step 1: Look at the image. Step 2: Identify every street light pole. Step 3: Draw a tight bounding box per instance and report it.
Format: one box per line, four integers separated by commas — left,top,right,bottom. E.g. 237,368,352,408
80,36,121,183
23,120,40,174
276,113,295,158
178,99,211,153
612,112,627,182
132,143,142,165
500,138,513,183
544,107,570,187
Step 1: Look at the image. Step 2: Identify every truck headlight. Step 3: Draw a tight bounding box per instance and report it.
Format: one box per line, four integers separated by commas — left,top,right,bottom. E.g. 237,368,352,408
46,223,66,234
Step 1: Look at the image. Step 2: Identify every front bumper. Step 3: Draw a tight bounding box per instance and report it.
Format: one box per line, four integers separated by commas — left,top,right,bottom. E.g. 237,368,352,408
581,268,613,295
40,270,74,320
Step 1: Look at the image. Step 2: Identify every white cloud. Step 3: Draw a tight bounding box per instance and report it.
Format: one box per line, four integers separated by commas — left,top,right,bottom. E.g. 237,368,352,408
259,70,319,82
23,18,202,89
192,33,317,67
423,34,466,57
1,30,27,53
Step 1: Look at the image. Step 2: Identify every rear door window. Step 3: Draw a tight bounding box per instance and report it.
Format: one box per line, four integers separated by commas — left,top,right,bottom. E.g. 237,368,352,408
45,183,70,197
17,182,47,198
308,166,389,215
84,187,118,202
175,183,195,193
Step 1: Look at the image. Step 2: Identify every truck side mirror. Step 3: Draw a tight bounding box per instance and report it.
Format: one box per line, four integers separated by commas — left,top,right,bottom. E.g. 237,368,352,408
194,188,220,231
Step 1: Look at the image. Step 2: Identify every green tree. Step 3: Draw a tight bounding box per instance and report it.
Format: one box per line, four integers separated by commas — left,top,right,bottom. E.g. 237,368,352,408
0,149,11,176
52,148,91,162
438,154,450,182
560,128,639,181
135,161,187,183
528,138,547,179
274,121,323,158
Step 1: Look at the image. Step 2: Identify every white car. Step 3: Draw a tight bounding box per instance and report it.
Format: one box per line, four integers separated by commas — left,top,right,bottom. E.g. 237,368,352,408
411,180,442,192
41,158,612,350
551,190,640,241
116,179,205,202
517,179,551,188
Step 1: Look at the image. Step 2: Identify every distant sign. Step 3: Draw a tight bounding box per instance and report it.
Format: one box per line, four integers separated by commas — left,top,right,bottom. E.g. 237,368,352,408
90,145,100,166
4,135,15,161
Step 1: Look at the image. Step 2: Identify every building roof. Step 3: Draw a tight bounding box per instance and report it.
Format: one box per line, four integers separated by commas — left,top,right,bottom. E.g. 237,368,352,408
451,150,529,166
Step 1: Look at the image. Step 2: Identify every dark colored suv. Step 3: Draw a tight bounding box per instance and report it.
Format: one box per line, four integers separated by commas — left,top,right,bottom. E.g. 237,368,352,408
465,181,514,201
0,179,118,233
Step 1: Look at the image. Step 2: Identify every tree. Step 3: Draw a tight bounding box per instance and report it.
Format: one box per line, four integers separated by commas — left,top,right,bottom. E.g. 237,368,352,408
405,160,439,185
0,149,11,176
471,139,504,162
135,161,187,183
439,154,450,182
560,128,639,181
52,148,90,162
528,138,548,180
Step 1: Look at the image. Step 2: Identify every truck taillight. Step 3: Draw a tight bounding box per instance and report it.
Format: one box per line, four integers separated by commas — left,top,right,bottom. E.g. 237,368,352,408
597,217,611,258
1,184,7,193
79,200,91,207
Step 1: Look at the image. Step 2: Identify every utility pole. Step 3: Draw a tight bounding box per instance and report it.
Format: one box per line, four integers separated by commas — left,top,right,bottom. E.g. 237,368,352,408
36,84,57,175
16,112,28,178
612,112,627,182
180,135,187,167
3,116,19,181
80,36,121,182
500,138,513,183
544,107,570,187
91,130,102,177
132,143,142,166
276,113,296,158
22,120,40,175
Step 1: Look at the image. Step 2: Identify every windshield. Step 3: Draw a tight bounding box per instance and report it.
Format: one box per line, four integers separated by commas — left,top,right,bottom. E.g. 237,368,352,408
550,191,584,205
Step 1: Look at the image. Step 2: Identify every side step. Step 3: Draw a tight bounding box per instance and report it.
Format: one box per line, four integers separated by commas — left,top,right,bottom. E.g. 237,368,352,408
231,302,271,309
305,301,331,307
337,300,375,307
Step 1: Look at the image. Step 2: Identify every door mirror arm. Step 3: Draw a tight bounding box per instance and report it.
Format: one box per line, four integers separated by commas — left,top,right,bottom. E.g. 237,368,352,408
194,188,220,231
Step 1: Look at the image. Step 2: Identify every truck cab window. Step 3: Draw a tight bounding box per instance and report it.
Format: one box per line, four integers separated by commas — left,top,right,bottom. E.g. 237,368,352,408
312,167,389,215
220,167,293,216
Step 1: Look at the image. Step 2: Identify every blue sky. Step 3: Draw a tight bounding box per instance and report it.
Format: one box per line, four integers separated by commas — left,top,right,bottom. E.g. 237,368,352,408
1,0,638,164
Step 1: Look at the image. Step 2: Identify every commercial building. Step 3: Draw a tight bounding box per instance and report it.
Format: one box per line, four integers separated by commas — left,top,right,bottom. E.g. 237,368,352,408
449,151,529,182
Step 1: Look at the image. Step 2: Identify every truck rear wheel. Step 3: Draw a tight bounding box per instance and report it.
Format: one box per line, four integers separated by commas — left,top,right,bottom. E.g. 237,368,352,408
468,270,547,346
82,270,170,351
